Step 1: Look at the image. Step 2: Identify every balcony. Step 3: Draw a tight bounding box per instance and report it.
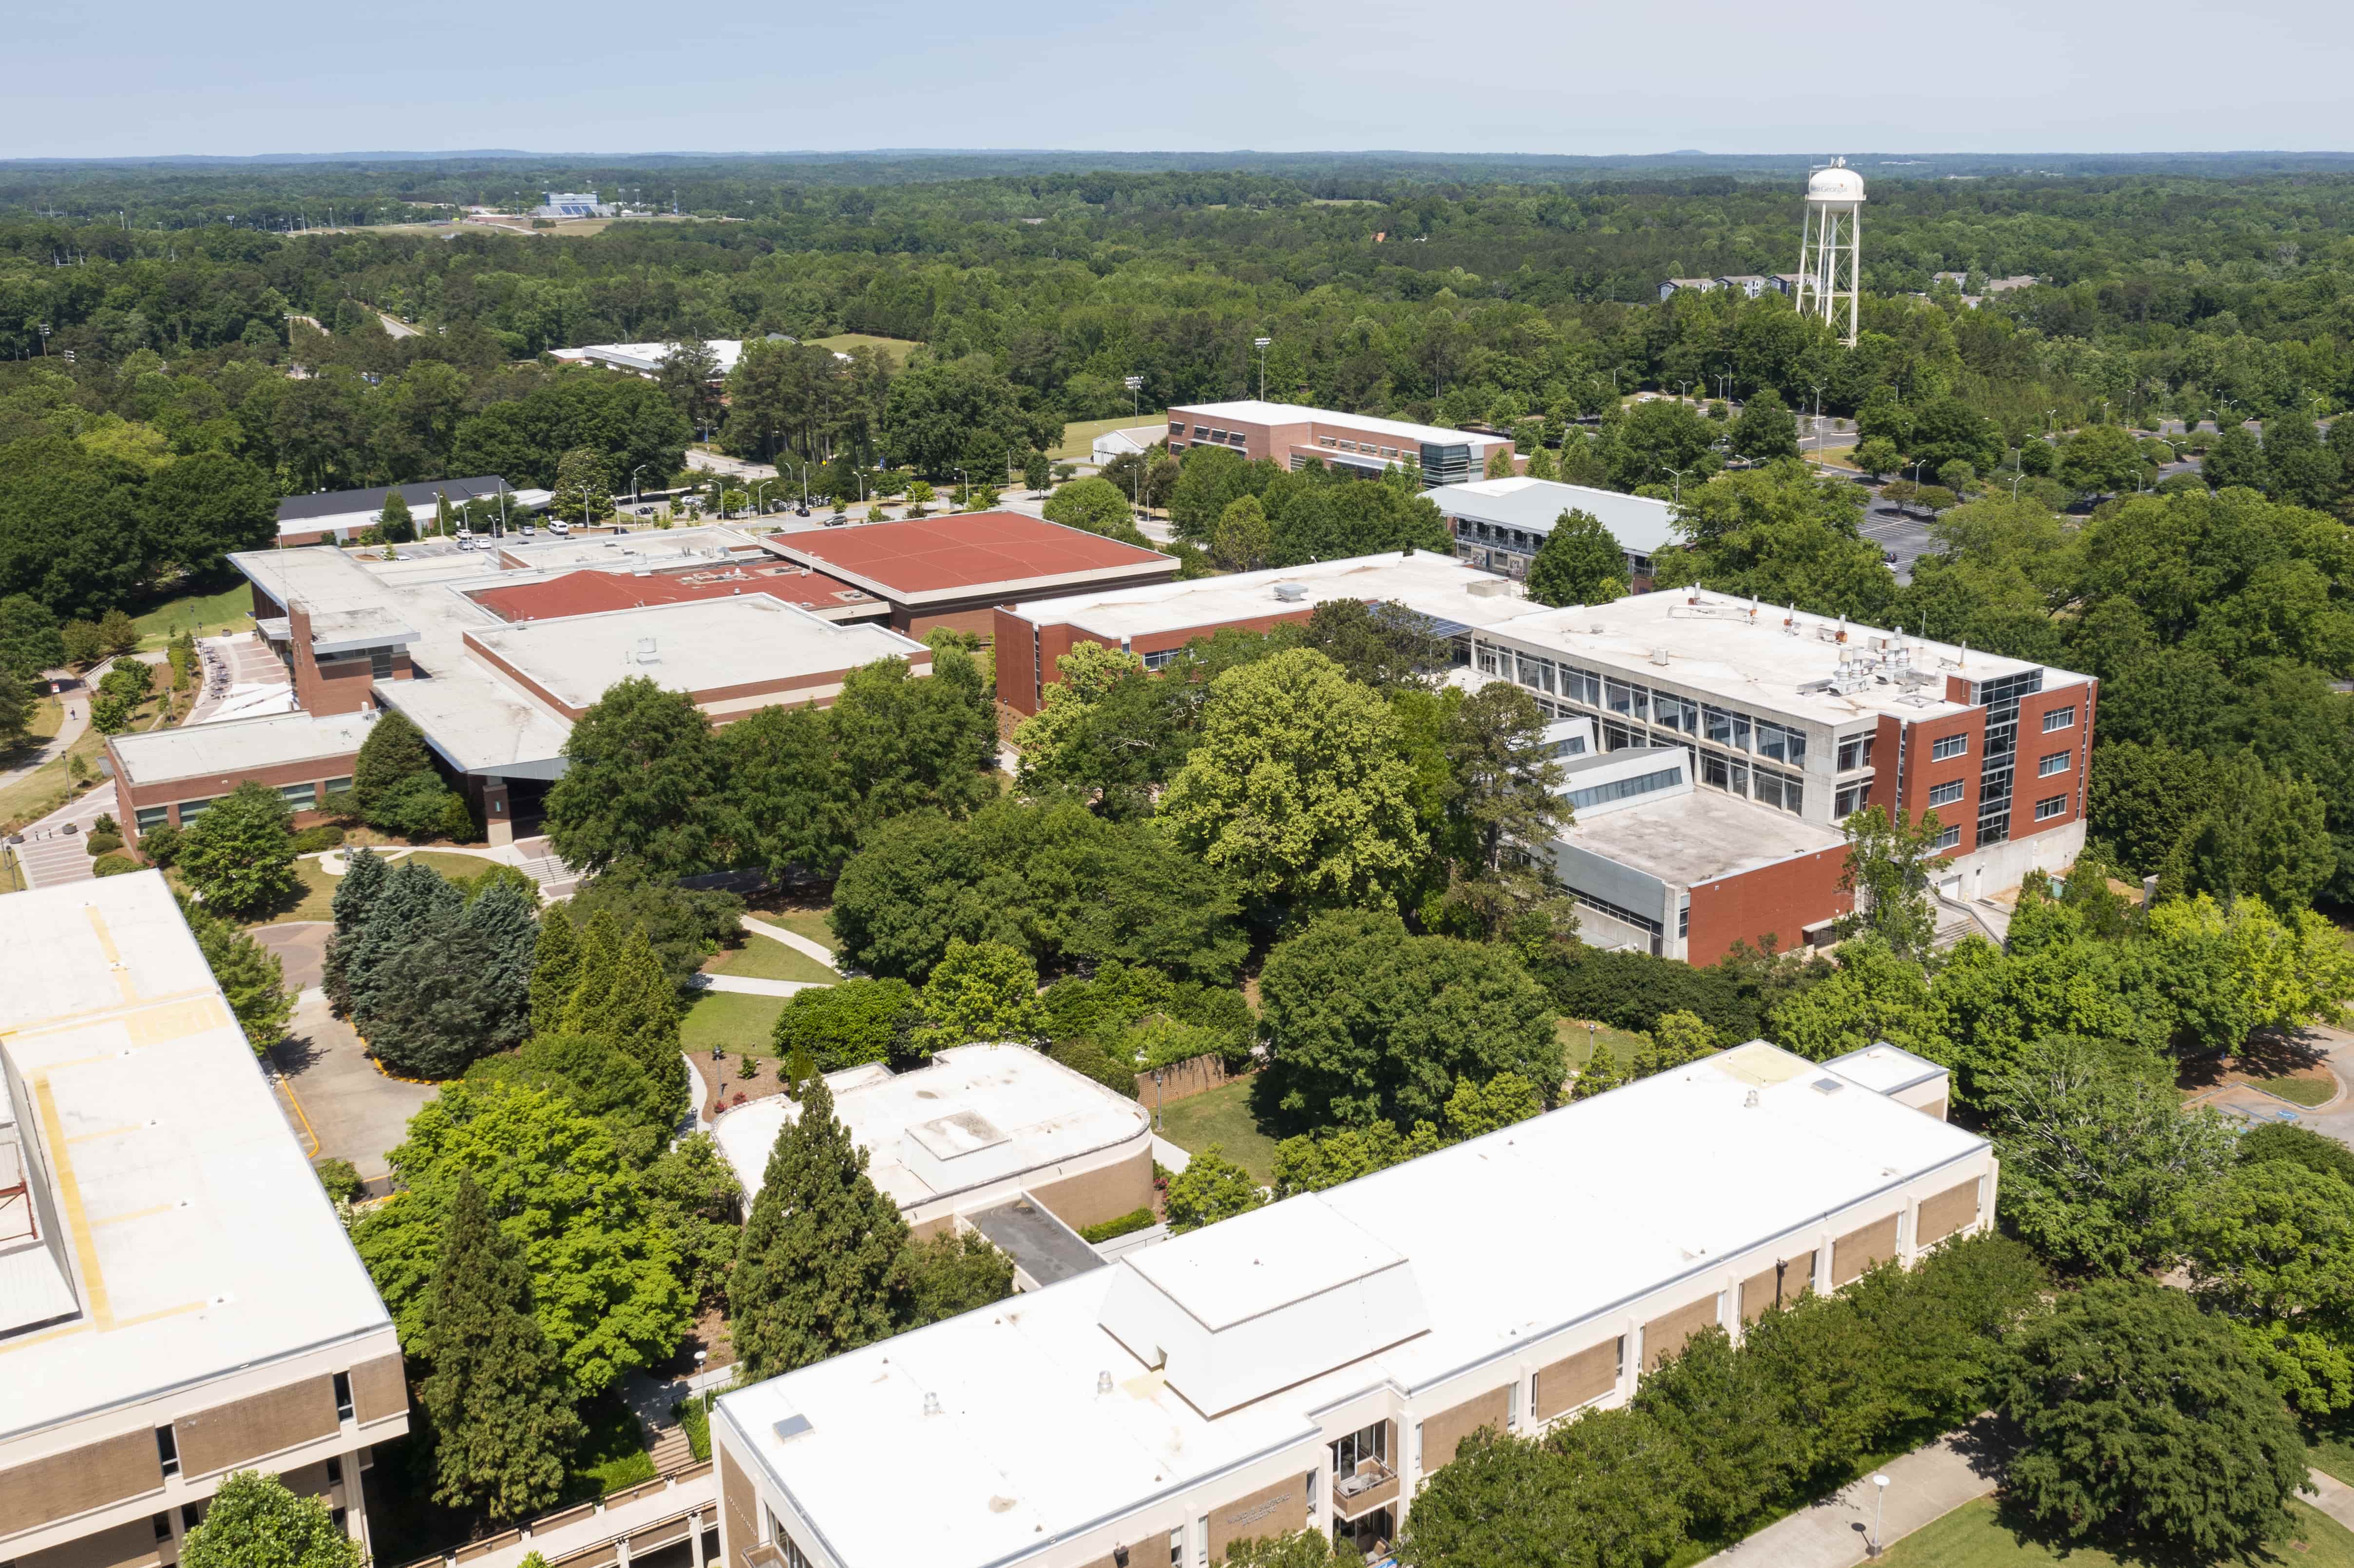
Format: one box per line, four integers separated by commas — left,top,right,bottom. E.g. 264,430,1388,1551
1330,1459,1399,1520
748,1547,787,1568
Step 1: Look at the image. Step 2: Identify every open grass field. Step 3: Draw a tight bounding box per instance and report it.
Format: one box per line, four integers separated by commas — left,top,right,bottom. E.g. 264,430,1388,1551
1053,412,1169,460
167,857,339,926
1155,1076,1281,1185
705,932,836,985
133,581,257,647
2255,1073,2338,1106
682,990,790,1058
1558,1017,1652,1071
808,333,920,366
1874,1497,2354,1568
0,718,110,834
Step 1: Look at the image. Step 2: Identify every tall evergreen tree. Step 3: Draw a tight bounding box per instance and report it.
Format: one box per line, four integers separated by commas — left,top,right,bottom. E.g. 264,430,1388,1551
342,860,464,1026
529,906,580,1039
418,1171,581,1521
561,907,624,1036
604,927,685,1120
729,1075,911,1380
353,709,437,813
322,846,389,1013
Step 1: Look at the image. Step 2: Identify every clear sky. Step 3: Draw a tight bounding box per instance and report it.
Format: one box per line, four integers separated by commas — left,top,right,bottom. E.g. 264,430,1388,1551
7,0,2350,160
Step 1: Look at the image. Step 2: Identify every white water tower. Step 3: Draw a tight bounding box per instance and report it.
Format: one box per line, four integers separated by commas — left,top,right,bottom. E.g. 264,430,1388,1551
1794,159,1864,346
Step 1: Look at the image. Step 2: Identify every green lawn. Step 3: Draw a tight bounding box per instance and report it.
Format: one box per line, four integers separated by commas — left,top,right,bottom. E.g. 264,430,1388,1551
385,849,507,882
0,714,113,834
807,333,920,366
682,990,791,1057
1155,1076,1282,1186
1874,1497,2354,1568
1053,412,1169,460
706,933,836,985
2253,1073,2337,1107
747,906,840,955
133,581,257,648
1559,1017,1652,1072
2313,1422,2354,1489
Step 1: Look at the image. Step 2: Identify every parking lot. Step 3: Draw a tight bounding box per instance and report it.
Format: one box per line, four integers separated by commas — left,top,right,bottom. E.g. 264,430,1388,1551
1859,504,1939,584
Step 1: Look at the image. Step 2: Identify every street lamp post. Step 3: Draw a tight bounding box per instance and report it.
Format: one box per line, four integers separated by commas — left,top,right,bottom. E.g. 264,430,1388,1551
1810,384,1825,458
1665,466,1690,503
1124,374,1143,417
630,465,648,506
1869,1474,1890,1557
753,479,776,515
1253,338,1271,401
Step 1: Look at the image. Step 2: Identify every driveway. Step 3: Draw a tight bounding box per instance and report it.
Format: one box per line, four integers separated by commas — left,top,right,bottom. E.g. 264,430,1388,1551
270,989,435,1182
252,922,330,992
2258,1026,2354,1145
14,780,115,888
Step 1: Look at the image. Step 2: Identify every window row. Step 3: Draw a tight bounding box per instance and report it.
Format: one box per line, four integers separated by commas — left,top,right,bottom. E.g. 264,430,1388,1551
133,776,349,832
2038,749,2071,777
1565,765,1686,812
1836,733,1877,772
1699,751,1806,814
2043,704,2076,732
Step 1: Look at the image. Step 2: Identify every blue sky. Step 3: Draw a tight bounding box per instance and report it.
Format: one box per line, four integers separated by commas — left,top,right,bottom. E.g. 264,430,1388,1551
6,0,2350,159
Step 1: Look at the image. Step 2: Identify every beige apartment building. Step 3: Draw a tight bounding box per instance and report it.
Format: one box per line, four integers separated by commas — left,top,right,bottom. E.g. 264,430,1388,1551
712,1039,1992,1568
0,873,408,1568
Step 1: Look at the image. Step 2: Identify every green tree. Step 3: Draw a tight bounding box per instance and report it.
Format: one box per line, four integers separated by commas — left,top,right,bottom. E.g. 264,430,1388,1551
1852,437,1902,479
353,707,437,816
829,648,998,828
1013,641,1149,782
1164,1144,1266,1233
1766,939,1935,1061
1160,648,1425,916
2002,1280,2305,1561
528,905,579,1039
58,619,104,669
97,608,140,657
1300,598,1454,690
1260,910,1561,1132
1431,682,1572,938
1042,475,1148,545
1167,444,1277,540
602,927,686,1115
352,1081,689,1395
2056,424,2141,499
1210,493,1273,571
417,1171,581,1520
1632,1010,1717,1078
375,488,414,543
178,894,293,1053
1605,398,1721,491
176,779,297,918
1729,390,1800,462
1526,510,1631,606
551,447,613,524
0,666,29,751
0,594,66,678
1987,1035,2236,1275
2204,424,2269,491
903,1230,1016,1327
364,880,539,1079
546,677,725,877
773,978,921,1071
2175,1158,2354,1416
729,1073,912,1380
722,702,859,880
177,1471,361,1568
1402,1413,1692,1568
919,938,1041,1047
1833,805,1942,963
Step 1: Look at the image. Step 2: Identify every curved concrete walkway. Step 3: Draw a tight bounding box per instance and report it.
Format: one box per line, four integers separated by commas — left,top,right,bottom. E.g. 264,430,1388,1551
1695,1421,2005,1568
695,974,826,998
742,914,840,973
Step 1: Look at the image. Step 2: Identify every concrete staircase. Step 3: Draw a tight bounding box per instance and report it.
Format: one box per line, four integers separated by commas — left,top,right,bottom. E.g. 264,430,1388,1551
648,1424,694,1473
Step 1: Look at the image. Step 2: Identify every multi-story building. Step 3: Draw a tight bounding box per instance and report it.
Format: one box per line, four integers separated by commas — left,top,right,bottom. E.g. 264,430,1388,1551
1161,402,1514,488
711,1039,1991,1568
1475,588,2095,935
0,872,409,1568
993,551,1533,716
1425,476,1678,586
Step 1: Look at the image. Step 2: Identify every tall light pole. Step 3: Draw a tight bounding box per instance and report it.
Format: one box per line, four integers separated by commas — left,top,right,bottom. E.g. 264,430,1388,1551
1869,1474,1889,1557
1665,466,1690,504
1124,374,1143,418
753,478,777,515
1810,384,1825,458
1253,337,1271,401
630,465,648,506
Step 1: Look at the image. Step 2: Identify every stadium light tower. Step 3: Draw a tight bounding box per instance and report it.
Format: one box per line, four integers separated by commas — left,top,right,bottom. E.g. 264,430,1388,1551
1794,159,1865,347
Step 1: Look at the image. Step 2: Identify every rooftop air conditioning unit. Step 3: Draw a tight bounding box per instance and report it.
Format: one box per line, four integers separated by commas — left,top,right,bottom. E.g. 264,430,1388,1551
1272,582,1309,603
636,637,660,665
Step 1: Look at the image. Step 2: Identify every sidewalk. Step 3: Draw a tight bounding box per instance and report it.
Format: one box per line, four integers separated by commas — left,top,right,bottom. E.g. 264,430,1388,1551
741,914,840,972
1695,1421,2007,1568
697,974,826,997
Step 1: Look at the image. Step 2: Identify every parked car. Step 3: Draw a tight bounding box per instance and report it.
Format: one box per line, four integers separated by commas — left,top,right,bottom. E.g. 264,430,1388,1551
548,519,571,536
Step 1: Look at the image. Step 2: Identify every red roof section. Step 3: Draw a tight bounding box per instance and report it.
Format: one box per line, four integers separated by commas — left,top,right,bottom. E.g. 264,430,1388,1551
467,566,876,622
766,512,1171,597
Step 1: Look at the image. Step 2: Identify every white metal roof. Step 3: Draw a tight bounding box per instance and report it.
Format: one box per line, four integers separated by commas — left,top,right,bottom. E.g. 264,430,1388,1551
712,1045,1150,1210
1425,476,1681,556
1167,400,1510,451
1006,551,1538,642
1481,589,2091,729
0,873,394,1437
1822,1042,1949,1096
719,1041,1986,1568
107,709,378,787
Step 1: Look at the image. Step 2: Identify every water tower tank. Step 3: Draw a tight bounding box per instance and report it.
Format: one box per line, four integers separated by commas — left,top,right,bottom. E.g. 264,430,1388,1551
1793,159,1864,346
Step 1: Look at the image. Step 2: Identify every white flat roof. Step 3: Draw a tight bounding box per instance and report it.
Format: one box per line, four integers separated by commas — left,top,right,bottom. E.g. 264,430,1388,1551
107,709,378,787
0,873,394,1436
712,1045,1149,1210
1822,1042,1949,1096
494,526,771,573
1168,400,1509,450
720,1042,1985,1568
465,595,928,711
1007,551,1540,642
1426,475,1680,555
1484,589,2091,729
1562,786,1846,885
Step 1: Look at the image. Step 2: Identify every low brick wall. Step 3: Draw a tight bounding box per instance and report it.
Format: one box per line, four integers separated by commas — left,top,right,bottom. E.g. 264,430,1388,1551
1135,1053,1245,1107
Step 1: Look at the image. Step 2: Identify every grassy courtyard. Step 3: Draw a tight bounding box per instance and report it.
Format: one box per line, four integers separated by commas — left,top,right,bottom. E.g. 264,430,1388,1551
682,990,790,1058
705,932,836,985
1875,1498,2354,1568
1154,1076,1282,1185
